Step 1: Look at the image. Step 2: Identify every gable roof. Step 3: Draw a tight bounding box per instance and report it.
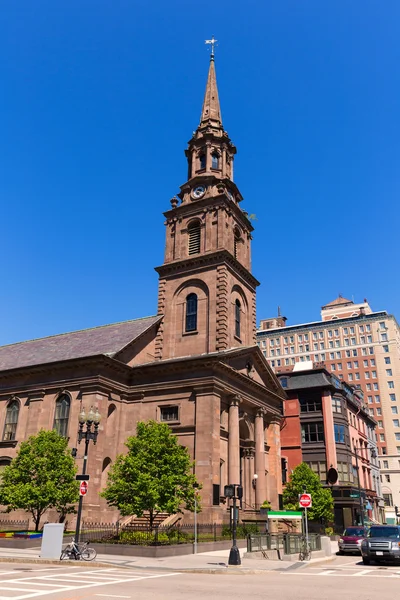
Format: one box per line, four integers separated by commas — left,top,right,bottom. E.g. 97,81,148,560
0,315,161,372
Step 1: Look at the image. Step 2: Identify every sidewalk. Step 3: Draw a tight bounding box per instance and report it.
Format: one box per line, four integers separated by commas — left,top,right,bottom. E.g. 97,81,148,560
0,541,338,574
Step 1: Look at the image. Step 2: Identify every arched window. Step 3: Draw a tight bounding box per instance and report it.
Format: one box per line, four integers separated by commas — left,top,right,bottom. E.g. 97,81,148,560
211,152,220,169
186,293,198,332
235,299,241,338
53,394,70,438
3,401,19,441
188,221,201,255
199,153,206,170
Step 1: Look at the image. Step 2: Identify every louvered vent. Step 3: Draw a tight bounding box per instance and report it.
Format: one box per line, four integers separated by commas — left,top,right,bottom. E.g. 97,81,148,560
188,223,201,255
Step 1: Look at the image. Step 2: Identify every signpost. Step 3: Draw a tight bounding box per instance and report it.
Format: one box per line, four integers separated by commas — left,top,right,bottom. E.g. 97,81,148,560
299,493,312,558
79,481,88,496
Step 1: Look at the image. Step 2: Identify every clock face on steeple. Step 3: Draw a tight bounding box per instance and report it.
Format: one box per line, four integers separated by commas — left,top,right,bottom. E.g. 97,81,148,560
191,185,206,200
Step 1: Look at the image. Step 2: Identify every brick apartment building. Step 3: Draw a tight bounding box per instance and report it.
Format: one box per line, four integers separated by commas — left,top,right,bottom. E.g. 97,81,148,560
257,296,400,523
278,367,383,530
0,54,285,526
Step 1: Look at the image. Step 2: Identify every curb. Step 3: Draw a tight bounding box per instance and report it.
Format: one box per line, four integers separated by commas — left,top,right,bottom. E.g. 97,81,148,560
0,557,126,569
0,554,335,574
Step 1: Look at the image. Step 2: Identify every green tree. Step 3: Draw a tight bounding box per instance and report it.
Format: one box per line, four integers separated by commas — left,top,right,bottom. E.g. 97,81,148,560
0,429,79,531
101,420,201,528
283,462,334,522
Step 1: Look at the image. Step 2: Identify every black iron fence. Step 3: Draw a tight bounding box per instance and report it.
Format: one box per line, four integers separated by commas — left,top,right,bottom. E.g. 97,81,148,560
80,521,264,546
0,519,30,533
247,533,321,555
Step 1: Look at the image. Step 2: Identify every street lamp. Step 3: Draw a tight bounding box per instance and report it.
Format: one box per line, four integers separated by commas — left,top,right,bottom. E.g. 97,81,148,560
74,406,101,543
225,484,243,566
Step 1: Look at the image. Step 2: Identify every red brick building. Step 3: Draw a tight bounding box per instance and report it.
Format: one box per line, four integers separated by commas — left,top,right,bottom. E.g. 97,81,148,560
0,54,285,526
278,368,383,529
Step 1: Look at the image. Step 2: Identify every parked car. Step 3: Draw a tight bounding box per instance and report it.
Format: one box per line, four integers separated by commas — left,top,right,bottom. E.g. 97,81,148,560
338,527,368,554
361,525,400,564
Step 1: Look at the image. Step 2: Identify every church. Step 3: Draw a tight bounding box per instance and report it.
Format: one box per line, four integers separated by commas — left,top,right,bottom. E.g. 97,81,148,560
0,50,285,525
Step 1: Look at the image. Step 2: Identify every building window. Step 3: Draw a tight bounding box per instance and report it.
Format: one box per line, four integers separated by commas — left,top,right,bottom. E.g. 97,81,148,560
373,383,379,390
393,420,400,427
53,394,70,438
337,461,351,482
160,406,179,422
383,345,389,352
301,422,325,443
380,433,386,442
211,152,219,169
390,394,396,402
383,493,393,506
381,333,388,341
307,461,327,482
382,447,387,455
299,391,322,412
375,395,380,403
334,424,345,444
185,293,198,332
199,153,206,170
2,400,19,442
388,381,395,389
383,460,389,468
385,474,391,483
385,357,391,364
392,406,398,414
386,369,393,377
332,397,342,413
235,299,241,338
188,221,201,255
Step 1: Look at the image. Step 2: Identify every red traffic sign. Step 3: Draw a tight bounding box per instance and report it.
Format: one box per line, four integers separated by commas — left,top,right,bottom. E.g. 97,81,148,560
299,493,312,508
79,481,88,496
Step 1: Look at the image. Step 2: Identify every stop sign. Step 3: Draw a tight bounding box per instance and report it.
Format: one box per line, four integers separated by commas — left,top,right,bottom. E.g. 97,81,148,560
299,493,312,508
79,481,88,496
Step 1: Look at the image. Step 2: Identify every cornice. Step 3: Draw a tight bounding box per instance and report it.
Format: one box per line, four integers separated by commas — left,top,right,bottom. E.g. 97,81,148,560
155,249,260,289
164,189,250,227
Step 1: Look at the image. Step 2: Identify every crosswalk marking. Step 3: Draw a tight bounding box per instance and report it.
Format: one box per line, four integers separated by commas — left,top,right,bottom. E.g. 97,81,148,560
0,568,182,600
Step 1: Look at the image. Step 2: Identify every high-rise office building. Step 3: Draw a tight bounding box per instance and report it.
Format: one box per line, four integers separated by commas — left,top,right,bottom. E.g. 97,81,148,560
257,296,400,523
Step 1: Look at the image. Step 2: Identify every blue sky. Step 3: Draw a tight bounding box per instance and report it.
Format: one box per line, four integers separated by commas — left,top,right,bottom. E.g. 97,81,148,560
1,1,399,346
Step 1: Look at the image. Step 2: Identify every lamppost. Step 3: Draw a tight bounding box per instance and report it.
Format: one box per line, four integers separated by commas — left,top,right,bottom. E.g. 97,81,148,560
354,442,377,527
224,484,243,566
74,406,101,543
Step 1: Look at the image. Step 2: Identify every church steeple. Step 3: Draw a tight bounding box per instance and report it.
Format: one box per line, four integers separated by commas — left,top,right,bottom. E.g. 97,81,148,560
155,47,259,361
200,56,222,127
182,48,237,185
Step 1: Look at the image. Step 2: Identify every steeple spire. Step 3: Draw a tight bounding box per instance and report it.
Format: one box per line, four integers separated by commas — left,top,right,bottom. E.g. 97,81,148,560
200,51,222,127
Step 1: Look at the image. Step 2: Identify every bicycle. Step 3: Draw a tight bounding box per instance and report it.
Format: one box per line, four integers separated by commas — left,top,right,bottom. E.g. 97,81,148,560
298,536,311,561
60,538,97,561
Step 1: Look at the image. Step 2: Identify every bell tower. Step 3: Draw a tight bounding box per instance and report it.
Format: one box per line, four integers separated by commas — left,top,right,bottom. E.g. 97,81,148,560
155,49,259,360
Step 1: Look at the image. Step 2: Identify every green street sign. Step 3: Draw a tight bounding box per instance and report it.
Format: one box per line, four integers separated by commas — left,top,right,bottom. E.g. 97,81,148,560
350,494,360,498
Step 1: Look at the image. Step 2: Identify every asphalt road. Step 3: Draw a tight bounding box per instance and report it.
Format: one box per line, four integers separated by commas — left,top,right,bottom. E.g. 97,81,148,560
1,554,400,600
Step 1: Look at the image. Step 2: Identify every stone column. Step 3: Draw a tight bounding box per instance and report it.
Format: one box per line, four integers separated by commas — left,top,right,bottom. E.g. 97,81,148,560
266,416,282,510
228,395,241,485
255,409,267,508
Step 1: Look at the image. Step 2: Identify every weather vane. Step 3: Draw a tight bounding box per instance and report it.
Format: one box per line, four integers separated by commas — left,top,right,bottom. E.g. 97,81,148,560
205,36,218,59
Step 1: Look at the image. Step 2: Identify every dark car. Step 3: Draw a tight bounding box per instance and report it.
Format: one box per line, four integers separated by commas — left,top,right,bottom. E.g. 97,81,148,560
361,525,400,564
338,527,368,554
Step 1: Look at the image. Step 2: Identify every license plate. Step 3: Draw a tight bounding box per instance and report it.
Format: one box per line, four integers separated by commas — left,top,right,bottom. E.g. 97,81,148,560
376,551,383,555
